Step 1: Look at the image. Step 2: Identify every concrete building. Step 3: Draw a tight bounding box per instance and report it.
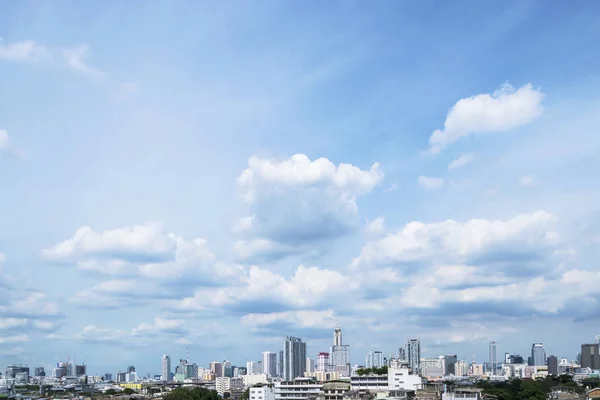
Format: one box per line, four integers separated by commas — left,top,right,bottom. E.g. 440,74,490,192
243,373,269,386
275,377,322,400
279,351,284,378
420,358,444,378
250,385,275,400
366,351,384,369
387,368,422,391
248,361,261,375
216,377,244,395
331,326,350,377
304,371,340,381
263,352,278,377
350,373,388,391
582,343,600,370
531,343,546,366
283,336,307,381
317,381,350,400
407,339,421,374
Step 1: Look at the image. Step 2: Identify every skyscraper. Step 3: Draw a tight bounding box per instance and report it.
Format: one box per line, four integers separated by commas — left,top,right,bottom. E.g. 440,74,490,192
331,326,350,376
366,351,384,368
581,343,600,369
531,343,546,366
162,355,171,382
306,357,315,373
262,352,277,377
547,355,558,375
399,347,407,361
210,361,223,378
489,341,497,374
444,355,457,375
278,351,284,377
407,338,421,374
283,336,306,381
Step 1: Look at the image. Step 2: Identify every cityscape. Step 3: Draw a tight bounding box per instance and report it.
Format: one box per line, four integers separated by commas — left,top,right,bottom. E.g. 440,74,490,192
2,327,600,399
3,2,600,400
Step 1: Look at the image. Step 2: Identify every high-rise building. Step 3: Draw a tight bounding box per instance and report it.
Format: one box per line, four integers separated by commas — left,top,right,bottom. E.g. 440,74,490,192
283,336,306,381
531,343,546,366
262,352,277,377
407,338,421,374
75,365,87,377
334,326,342,346
399,347,406,361
34,367,45,377
306,357,315,373
547,355,558,375
317,352,331,372
581,343,600,369
104,373,112,381
331,326,350,376
211,361,223,378
366,351,384,369
223,361,233,378
278,351,284,377
444,355,457,375
127,365,136,373
489,341,497,374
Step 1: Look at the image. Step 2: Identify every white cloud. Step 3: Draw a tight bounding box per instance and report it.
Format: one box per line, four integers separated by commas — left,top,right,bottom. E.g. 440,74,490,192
176,264,353,311
234,154,383,260
352,210,557,268
241,309,336,329
0,130,10,154
429,83,544,153
366,217,386,236
0,334,29,344
0,318,27,329
418,175,444,189
519,174,536,187
131,317,185,336
448,153,474,170
0,39,104,79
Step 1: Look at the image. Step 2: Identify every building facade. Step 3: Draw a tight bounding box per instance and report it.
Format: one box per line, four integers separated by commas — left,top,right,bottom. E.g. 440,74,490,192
275,378,322,400
581,343,600,370
531,343,546,366
284,336,307,381
387,368,422,391
263,352,278,377
365,351,384,369
250,386,275,400
489,341,497,374
407,339,420,374
444,355,457,375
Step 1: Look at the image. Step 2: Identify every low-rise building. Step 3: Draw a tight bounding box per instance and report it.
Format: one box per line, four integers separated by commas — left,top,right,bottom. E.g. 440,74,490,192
250,385,275,400
275,377,323,400
387,368,422,391
350,374,388,391
317,381,350,400
216,377,244,395
305,371,341,382
244,373,269,387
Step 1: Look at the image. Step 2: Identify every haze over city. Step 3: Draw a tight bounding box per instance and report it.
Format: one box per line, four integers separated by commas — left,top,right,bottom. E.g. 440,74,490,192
1,0,600,377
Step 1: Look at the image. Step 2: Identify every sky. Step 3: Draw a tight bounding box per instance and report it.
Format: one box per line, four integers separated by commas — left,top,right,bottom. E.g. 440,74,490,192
1,0,600,376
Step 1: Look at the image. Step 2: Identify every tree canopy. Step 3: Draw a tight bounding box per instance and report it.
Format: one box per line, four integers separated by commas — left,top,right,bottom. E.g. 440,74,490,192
163,387,220,400
355,366,388,375
474,375,583,400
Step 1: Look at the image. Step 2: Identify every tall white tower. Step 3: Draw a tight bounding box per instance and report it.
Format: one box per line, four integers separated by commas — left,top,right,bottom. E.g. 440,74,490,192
161,354,171,382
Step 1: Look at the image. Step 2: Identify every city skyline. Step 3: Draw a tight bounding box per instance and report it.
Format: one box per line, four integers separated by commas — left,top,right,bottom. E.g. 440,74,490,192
2,1,600,376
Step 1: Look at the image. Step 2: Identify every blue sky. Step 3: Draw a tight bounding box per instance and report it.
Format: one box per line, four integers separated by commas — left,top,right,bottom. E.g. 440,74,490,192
1,0,600,376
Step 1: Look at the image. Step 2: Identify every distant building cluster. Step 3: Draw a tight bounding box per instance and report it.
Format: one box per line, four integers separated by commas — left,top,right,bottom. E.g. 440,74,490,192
2,332,600,400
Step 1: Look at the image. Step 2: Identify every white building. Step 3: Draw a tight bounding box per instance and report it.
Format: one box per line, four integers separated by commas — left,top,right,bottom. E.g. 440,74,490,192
350,374,388,391
275,378,322,400
250,386,275,400
162,355,171,382
306,358,315,373
366,351,384,369
243,373,269,387
247,361,262,375
387,368,422,391
262,352,278,377
216,377,244,395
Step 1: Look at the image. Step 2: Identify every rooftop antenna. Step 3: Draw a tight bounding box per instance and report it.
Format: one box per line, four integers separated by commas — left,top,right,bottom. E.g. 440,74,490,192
186,347,190,363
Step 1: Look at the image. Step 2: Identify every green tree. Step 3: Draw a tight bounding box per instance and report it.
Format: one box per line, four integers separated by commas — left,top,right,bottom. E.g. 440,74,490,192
105,389,117,395
123,388,135,395
240,388,249,400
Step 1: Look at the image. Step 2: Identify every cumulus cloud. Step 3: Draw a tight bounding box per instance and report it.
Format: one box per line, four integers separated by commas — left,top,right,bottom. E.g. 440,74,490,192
352,210,557,269
241,309,336,329
234,154,383,260
176,264,353,313
448,153,474,170
0,39,104,79
429,83,544,154
418,175,444,190
365,217,386,236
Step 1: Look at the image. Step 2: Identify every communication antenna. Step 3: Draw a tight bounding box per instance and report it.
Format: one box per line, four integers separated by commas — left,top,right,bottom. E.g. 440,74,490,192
186,347,190,363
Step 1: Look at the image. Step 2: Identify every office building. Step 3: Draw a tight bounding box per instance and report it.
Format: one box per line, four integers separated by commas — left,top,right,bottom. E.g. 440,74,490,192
104,373,112,381
34,367,45,377
216,377,244,396
275,377,322,400
127,365,136,373
306,357,315,373
444,355,457,375
262,352,278,377
334,326,342,346
399,347,407,361
211,361,224,378
317,352,330,372
330,326,350,376
278,350,284,377
283,336,307,381
407,338,421,374
581,343,600,369
489,341,497,374
5,365,30,379
251,385,275,400
366,351,384,368
531,343,546,366
547,355,558,375
75,364,86,377
387,368,423,391
162,355,171,382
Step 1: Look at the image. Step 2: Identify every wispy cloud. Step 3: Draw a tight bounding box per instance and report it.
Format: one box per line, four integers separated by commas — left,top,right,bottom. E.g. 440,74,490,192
418,175,444,190
448,153,474,170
